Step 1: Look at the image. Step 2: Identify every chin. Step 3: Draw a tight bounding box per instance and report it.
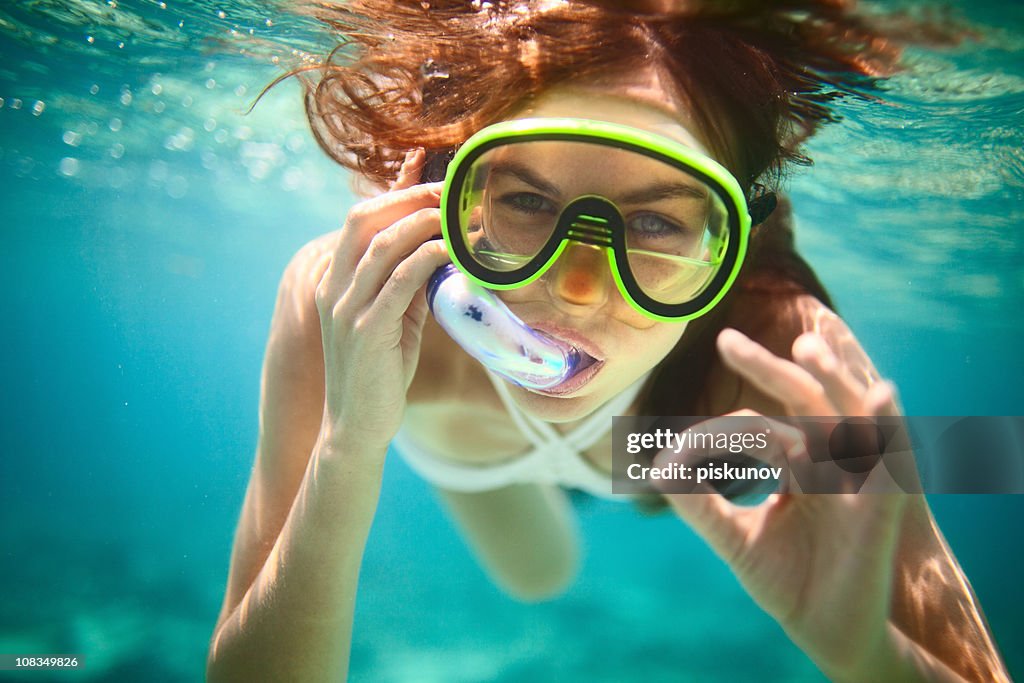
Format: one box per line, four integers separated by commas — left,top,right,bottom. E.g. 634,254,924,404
508,383,607,423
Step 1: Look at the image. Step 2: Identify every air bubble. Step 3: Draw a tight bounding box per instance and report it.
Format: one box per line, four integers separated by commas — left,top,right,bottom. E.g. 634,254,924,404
32,100,45,116
149,160,168,182
151,83,163,96
109,117,122,132
120,92,132,106
164,127,195,151
62,130,82,146
214,129,228,144
154,101,166,113
86,35,94,44
110,143,125,159
205,78,216,89
217,9,226,19
203,118,217,132
234,84,247,97
89,84,99,95
11,99,22,110
59,157,80,176
117,41,124,49
181,95,193,107
282,166,304,191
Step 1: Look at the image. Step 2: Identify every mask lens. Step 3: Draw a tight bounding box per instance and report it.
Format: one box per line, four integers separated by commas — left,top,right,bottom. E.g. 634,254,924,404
623,175,729,305
458,143,563,272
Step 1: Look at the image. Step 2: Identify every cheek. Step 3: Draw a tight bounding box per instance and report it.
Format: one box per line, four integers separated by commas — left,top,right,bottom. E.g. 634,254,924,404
607,320,688,374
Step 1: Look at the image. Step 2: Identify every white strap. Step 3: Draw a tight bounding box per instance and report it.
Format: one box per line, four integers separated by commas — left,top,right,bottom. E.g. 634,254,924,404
486,372,649,453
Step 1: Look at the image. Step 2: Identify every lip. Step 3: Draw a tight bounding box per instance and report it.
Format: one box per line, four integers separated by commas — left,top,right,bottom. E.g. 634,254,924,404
527,322,605,362
525,322,606,396
533,358,605,396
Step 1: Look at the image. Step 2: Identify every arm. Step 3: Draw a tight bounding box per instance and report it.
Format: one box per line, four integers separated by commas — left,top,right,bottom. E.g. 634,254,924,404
206,237,385,681
436,484,581,601
207,152,451,680
793,297,1009,681
679,294,1009,681
889,495,1010,682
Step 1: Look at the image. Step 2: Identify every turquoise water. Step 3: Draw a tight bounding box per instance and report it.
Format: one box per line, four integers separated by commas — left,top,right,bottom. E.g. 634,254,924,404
1,1,1022,681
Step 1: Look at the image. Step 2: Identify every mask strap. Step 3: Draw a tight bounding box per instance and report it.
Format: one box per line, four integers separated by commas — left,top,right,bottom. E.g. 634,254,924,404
419,60,459,184
748,182,777,226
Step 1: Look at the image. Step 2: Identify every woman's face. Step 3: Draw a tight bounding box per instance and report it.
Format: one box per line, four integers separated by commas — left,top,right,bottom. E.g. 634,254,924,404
491,69,714,423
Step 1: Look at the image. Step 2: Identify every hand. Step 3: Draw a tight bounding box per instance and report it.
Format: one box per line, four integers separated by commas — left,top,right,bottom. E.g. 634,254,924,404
315,149,449,452
656,327,910,680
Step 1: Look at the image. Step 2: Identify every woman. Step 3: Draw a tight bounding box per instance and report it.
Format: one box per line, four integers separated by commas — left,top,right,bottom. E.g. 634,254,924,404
207,1,1010,680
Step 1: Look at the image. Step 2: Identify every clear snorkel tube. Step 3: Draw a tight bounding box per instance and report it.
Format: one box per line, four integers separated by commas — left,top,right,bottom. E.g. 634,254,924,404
421,143,585,391
427,264,583,390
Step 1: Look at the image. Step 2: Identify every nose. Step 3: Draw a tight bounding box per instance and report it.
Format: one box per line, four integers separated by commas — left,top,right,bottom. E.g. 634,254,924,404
546,242,611,310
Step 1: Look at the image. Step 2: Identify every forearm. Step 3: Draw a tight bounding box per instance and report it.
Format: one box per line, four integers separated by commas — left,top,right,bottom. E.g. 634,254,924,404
825,622,973,683
887,497,1010,682
206,434,386,682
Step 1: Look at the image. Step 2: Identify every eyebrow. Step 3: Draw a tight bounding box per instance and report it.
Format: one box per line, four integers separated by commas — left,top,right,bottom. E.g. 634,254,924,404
489,160,708,204
619,182,707,204
489,161,562,198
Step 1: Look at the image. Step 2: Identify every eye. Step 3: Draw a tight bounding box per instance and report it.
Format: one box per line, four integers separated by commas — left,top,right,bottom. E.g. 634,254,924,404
497,192,557,215
627,213,686,238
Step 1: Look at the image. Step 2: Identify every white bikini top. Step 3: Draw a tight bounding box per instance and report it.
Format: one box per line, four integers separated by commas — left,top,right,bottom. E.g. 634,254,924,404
391,372,648,501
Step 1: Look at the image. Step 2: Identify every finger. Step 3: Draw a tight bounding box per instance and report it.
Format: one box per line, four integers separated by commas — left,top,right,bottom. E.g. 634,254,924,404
863,379,901,418
391,148,425,191
654,412,804,494
324,182,444,293
717,328,836,416
366,238,450,327
348,208,442,304
655,471,769,566
791,332,866,415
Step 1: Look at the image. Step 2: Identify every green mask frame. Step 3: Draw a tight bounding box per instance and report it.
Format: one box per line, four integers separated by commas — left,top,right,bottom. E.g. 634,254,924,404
440,117,753,322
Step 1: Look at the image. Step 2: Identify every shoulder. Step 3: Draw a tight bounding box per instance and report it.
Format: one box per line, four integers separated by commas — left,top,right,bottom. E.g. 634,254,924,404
274,231,339,325
281,231,339,295
263,231,341,374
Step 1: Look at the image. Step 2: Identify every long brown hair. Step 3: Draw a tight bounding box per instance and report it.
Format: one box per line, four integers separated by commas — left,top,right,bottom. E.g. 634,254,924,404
297,1,900,185
288,0,962,427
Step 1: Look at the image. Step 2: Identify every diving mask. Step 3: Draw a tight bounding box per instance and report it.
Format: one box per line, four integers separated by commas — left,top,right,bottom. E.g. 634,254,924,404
440,117,753,322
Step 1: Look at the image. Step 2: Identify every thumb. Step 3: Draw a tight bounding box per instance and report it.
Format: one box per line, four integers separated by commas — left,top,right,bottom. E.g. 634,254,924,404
653,450,751,563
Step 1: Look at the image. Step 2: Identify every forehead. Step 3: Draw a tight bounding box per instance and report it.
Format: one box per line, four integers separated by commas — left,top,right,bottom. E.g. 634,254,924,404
484,141,710,199
505,66,710,157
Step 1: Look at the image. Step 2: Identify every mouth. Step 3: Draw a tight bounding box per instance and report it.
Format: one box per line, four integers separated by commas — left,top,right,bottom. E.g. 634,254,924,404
529,324,605,396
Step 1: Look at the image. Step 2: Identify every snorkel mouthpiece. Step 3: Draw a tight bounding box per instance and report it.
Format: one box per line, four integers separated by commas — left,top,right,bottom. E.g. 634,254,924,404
428,265,582,390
